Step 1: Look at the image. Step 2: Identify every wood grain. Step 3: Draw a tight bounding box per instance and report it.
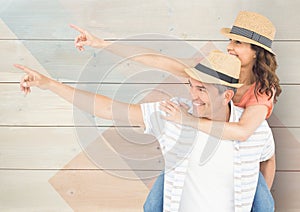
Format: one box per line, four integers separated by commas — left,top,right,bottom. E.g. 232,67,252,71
0,1,299,211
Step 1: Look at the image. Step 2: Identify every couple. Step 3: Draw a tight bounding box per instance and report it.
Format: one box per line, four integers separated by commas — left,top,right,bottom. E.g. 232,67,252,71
16,11,281,211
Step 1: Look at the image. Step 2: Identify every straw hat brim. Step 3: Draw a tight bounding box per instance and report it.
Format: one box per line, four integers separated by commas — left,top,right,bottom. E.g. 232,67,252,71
184,67,243,88
220,28,275,55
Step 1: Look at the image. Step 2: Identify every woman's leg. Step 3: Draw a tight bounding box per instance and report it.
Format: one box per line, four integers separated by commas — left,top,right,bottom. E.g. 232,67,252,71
143,171,164,212
251,172,275,212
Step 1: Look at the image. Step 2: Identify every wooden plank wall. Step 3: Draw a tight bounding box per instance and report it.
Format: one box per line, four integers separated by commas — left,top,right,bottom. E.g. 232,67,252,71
0,0,299,211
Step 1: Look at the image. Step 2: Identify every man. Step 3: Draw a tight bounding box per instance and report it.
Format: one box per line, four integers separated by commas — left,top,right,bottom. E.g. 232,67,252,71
16,50,274,211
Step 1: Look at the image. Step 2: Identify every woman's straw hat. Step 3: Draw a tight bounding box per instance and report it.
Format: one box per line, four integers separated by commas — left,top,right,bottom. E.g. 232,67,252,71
184,50,243,88
220,11,276,54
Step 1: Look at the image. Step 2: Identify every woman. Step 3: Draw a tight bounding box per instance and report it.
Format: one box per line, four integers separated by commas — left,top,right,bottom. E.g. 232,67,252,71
71,11,281,212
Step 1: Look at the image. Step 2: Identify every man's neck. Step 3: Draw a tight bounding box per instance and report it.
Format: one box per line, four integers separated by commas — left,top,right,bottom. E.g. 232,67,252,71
210,103,231,122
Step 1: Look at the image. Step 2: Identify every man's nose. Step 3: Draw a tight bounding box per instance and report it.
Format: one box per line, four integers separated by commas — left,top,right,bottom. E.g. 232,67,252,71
190,87,198,99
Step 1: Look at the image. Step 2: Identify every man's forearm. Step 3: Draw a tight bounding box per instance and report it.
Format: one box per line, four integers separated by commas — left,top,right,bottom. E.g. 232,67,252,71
48,80,113,119
260,154,276,189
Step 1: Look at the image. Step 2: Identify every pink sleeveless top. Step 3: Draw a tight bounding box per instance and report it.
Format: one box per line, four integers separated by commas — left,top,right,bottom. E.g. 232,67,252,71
234,83,274,119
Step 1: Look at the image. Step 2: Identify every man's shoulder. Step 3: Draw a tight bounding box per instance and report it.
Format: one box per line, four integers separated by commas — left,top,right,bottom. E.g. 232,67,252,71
231,104,244,118
231,104,246,123
231,104,271,133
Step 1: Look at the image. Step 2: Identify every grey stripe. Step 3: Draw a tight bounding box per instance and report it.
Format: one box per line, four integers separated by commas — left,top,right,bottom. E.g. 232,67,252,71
195,63,239,83
230,26,272,48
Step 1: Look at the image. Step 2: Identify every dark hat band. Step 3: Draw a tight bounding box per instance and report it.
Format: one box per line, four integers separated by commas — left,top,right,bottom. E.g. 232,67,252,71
194,63,239,84
230,26,272,48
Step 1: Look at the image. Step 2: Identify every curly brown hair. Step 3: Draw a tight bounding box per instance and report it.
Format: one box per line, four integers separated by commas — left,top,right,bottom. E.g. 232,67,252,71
251,44,282,103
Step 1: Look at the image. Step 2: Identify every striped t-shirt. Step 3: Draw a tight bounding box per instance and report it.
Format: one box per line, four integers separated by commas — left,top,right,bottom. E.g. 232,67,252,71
141,98,274,212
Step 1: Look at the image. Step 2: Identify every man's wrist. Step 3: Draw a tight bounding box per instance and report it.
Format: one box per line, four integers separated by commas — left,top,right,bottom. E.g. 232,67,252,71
96,39,111,48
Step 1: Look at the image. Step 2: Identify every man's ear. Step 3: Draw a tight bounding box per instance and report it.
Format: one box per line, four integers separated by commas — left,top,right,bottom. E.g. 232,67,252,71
223,90,234,105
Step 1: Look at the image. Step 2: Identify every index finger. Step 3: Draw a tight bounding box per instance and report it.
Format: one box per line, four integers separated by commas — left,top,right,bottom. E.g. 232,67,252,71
69,24,85,33
166,100,179,107
179,101,190,109
14,64,33,74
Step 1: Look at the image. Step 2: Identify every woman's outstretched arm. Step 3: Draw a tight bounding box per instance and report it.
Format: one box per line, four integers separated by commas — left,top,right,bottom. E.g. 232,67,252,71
70,24,202,78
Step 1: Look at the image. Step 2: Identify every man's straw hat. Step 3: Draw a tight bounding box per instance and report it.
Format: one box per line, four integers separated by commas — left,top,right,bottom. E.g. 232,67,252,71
184,50,242,88
220,11,276,54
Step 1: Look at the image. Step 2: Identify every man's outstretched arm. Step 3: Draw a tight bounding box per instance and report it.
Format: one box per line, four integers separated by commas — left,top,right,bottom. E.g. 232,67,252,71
15,64,144,127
